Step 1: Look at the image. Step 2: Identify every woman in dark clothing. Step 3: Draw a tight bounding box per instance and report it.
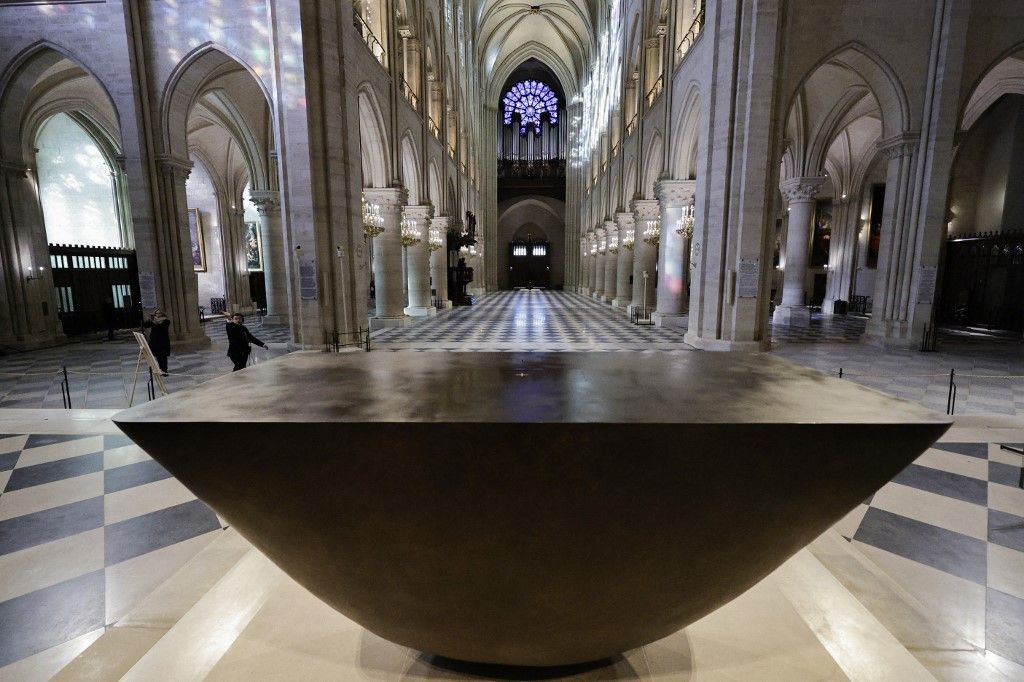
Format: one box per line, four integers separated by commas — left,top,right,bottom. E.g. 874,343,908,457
143,310,171,375
226,312,266,371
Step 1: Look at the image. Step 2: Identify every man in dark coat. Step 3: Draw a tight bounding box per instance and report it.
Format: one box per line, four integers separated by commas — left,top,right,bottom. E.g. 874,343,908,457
226,312,266,371
142,310,171,375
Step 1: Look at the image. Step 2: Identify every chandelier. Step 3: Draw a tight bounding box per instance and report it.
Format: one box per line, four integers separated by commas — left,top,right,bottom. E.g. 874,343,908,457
675,204,695,239
608,232,619,254
589,240,598,256
642,218,661,246
622,228,635,251
400,214,422,247
598,236,607,254
428,226,444,252
362,193,384,238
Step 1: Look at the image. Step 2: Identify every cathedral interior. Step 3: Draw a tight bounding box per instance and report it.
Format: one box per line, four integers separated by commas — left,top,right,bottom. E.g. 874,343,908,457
1,1,1024,679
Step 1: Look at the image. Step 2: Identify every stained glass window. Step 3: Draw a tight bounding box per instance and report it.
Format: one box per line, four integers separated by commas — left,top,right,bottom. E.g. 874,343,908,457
502,80,559,135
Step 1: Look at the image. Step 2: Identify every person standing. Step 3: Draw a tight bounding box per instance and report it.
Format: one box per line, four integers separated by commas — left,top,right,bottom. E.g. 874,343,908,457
143,310,171,375
226,312,266,371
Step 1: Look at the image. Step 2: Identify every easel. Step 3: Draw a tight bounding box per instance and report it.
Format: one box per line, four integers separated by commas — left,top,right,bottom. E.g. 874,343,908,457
129,331,168,406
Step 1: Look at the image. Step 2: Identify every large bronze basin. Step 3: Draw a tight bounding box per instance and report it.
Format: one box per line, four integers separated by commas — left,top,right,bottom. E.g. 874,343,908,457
113,352,949,666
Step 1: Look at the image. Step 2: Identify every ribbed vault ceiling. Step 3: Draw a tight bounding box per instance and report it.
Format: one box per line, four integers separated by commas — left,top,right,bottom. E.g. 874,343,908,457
475,1,598,99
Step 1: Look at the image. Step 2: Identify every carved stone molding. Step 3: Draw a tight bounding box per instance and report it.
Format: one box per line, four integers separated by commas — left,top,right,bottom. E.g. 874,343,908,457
615,212,635,228
430,216,450,230
655,179,696,208
155,154,193,181
632,199,661,221
877,132,920,161
403,204,434,224
364,186,408,214
779,177,826,204
249,189,281,216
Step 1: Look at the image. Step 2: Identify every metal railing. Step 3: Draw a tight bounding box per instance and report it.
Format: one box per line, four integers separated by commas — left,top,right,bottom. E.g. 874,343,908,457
428,117,441,139
849,295,872,315
323,328,371,353
625,114,638,137
402,78,420,111
645,75,664,107
353,13,386,67
631,306,655,326
675,6,706,66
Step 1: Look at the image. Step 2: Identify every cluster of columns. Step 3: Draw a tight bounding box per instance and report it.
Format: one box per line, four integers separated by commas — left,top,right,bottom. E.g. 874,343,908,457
364,186,450,328
579,179,696,326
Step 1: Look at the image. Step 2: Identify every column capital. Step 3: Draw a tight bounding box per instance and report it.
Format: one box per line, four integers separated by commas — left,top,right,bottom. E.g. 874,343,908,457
779,176,826,204
403,204,434,223
603,219,617,233
364,186,408,213
249,189,281,216
655,179,696,208
615,212,635,228
430,216,450,229
155,154,193,180
632,198,660,221
0,158,29,177
877,132,920,160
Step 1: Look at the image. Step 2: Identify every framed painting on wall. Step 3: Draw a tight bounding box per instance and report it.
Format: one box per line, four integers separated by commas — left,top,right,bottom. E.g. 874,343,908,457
188,208,206,272
245,221,263,271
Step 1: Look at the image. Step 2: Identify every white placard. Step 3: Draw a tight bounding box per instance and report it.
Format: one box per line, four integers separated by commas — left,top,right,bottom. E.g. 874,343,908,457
737,258,760,299
917,265,937,304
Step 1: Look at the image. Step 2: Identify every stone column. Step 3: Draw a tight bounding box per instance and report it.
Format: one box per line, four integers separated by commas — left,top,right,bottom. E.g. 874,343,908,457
602,220,619,304
578,237,590,295
403,204,435,317
0,160,62,347
652,179,695,327
249,190,289,324
365,186,409,328
593,226,607,299
822,195,855,314
613,212,634,308
867,135,920,345
587,232,599,294
154,156,208,346
772,177,825,327
225,206,253,314
430,216,451,308
630,199,660,315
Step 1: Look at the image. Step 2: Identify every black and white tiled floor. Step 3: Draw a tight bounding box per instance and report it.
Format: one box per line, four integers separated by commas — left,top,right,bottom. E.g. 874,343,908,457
0,428,226,674
373,290,692,352
0,319,292,410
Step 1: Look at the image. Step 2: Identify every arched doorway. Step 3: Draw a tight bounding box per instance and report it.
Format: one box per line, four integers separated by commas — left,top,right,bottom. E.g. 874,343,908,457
509,225,551,289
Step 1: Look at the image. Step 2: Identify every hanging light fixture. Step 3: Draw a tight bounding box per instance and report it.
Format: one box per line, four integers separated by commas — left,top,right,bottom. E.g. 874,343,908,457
608,232,619,254
598,236,607,254
362,193,384,238
428,226,444,252
590,240,598,256
622,228,635,251
675,204,695,240
400,214,422,247
642,218,661,246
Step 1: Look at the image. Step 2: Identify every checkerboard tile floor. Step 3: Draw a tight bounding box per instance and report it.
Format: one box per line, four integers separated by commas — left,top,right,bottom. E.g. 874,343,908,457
0,429,227,672
373,290,693,352
0,319,292,410
836,440,1024,668
1,422,1022,674
773,312,1024,417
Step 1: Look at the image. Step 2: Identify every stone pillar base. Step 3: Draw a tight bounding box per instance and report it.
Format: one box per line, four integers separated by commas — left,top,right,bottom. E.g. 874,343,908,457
683,332,769,352
772,305,812,327
579,287,591,296
438,300,453,309
652,312,687,328
261,314,290,326
369,316,412,331
174,333,213,351
602,295,615,304
612,298,631,309
404,306,437,317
